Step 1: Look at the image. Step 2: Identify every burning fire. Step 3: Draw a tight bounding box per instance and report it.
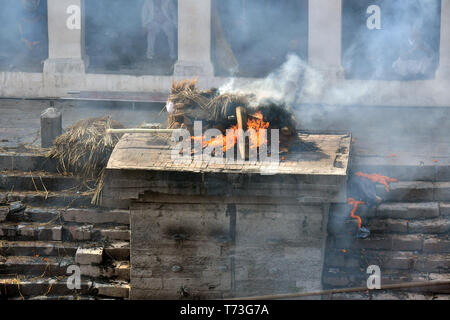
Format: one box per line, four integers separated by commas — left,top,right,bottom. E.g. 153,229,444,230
247,112,270,150
191,111,271,153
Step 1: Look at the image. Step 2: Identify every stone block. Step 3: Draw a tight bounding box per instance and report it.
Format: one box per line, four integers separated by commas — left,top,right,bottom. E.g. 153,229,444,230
423,238,450,253
377,202,439,219
75,247,103,265
0,206,9,222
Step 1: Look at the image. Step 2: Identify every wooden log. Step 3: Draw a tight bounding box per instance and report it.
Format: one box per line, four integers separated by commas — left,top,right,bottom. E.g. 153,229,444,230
106,129,179,134
236,106,248,160
40,108,62,148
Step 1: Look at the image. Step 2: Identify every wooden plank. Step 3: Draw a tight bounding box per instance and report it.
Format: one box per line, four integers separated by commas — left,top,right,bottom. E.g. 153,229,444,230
107,133,350,176
61,91,168,103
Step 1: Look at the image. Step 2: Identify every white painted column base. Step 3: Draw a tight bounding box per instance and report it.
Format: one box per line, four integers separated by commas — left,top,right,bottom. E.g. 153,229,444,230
174,60,214,77
436,66,450,80
43,58,87,74
311,65,345,82
43,58,87,96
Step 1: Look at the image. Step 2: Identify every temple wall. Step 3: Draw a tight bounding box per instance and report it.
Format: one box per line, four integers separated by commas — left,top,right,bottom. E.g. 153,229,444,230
0,0,449,107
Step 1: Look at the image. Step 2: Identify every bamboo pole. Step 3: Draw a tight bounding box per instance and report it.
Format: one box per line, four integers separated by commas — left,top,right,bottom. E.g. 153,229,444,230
226,280,450,300
106,128,179,134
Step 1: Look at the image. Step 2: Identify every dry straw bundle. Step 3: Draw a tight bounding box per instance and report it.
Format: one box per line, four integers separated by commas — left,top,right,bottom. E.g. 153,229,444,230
167,79,249,130
48,116,123,204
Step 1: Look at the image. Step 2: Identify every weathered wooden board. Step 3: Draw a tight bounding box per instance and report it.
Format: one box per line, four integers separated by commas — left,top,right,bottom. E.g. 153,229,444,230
107,133,351,176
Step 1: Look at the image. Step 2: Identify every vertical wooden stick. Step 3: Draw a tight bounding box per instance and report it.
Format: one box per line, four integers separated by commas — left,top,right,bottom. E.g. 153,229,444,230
236,106,248,160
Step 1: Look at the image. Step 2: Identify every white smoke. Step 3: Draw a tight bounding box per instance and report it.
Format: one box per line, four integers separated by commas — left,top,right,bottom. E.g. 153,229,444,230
218,53,376,108
219,54,325,107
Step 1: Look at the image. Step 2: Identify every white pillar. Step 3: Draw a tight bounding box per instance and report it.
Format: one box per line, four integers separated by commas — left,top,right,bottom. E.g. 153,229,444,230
44,0,87,76
308,0,344,80
437,0,450,79
174,0,214,77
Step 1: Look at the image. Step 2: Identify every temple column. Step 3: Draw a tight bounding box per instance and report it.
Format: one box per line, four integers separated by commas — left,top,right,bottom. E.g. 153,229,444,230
174,0,214,77
308,0,344,80
43,0,87,93
436,0,450,79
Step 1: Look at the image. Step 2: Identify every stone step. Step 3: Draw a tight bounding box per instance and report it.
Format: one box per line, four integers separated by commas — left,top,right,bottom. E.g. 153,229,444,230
65,225,130,241
0,222,62,241
7,207,61,223
0,153,58,173
376,202,440,219
10,295,96,300
329,216,450,237
0,221,129,242
0,256,130,281
328,202,448,235
5,207,129,226
334,234,450,253
351,156,450,182
326,250,450,273
79,261,130,281
0,171,83,192
62,208,129,225
0,241,130,260
367,217,450,234
0,276,129,299
377,182,450,202
322,270,450,293
329,292,450,300
0,191,94,208
330,201,448,221
407,218,450,234
0,256,74,277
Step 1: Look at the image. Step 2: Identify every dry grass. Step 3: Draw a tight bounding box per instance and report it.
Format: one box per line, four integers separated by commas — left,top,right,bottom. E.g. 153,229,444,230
167,79,250,129
47,116,123,205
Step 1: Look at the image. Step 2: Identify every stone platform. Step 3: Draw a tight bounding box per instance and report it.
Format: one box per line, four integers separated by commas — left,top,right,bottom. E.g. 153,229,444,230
103,132,351,299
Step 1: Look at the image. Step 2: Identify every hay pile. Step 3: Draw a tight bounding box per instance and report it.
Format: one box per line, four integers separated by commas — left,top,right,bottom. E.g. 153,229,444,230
48,116,123,204
167,80,249,132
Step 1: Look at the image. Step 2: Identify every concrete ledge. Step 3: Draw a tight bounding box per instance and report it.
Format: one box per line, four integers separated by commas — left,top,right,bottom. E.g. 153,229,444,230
1,70,450,107
43,58,86,74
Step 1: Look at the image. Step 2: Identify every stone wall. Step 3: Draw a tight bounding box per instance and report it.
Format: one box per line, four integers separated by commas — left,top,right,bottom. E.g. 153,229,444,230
130,193,329,299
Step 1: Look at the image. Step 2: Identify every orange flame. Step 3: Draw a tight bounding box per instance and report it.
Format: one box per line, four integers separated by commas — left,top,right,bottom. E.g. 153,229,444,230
191,111,271,153
247,112,270,150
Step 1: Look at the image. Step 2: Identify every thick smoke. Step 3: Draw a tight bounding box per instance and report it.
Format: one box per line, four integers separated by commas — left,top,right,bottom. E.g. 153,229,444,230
219,54,318,107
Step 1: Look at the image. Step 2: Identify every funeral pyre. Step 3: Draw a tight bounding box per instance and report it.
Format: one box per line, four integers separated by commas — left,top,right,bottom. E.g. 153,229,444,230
166,80,299,159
